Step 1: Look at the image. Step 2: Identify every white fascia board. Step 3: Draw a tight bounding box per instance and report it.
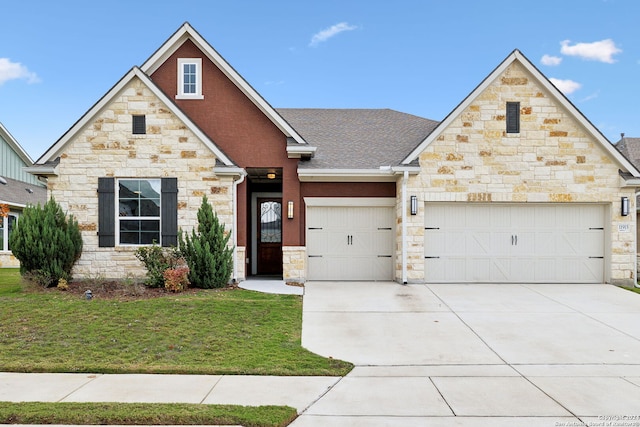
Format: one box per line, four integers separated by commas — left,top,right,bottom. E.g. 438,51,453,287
24,164,58,176
401,50,640,178
36,68,235,167
140,23,307,145
213,166,246,177
0,122,33,165
297,168,398,182
286,145,317,158
0,200,28,209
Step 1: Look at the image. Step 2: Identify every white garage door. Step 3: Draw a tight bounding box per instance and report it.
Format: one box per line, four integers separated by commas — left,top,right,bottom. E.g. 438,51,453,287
425,203,605,283
307,206,395,280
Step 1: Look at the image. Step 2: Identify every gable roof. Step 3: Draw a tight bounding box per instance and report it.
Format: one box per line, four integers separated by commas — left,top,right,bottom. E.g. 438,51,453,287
140,22,313,157
279,108,438,171
402,49,640,178
0,122,33,166
35,67,235,167
0,175,47,207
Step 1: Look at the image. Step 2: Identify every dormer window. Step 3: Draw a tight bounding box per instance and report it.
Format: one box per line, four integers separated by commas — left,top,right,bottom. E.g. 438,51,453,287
176,58,203,99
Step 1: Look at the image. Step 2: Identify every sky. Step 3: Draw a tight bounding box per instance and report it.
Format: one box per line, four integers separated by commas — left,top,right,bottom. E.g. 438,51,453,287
1,0,639,160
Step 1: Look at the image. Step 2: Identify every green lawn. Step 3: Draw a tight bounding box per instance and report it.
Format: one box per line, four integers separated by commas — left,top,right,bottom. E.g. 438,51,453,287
0,268,351,376
0,402,297,427
0,268,350,425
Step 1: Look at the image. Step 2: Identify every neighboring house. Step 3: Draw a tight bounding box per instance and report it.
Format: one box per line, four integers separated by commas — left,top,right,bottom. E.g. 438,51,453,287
27,23,640,286
0,122,47,267
615,134,640,264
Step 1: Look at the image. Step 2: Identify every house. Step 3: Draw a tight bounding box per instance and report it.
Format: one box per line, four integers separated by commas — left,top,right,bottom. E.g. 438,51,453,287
0,122,47,267
28,23,639,286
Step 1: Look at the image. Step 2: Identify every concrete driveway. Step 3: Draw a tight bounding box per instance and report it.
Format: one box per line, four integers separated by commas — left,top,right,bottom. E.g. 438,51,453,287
293,282,640,426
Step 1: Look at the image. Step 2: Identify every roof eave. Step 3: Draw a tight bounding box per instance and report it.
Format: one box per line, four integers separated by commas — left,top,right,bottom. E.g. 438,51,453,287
297,168,399,182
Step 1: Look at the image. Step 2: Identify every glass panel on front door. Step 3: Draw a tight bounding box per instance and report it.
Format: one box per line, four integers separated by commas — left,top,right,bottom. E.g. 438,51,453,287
260,201,282,243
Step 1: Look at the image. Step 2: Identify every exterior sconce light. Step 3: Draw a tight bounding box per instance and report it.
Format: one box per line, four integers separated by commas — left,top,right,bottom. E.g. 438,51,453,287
410,196,418,216
266,172,276,180
287,201,294,219
621,197,629,216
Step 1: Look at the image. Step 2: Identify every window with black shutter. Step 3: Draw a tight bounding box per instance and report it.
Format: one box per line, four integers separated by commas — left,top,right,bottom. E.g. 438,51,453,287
132,115,146,134
97,177,178,247
506,102,520,134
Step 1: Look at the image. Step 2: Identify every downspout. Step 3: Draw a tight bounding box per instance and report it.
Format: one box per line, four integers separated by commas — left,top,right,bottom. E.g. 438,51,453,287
402,170,408,285
232,171,246,283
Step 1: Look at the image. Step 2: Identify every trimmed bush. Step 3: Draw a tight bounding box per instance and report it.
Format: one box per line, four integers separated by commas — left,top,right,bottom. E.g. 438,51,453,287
9,198,82,287
179,196,233,288
135,244,183,288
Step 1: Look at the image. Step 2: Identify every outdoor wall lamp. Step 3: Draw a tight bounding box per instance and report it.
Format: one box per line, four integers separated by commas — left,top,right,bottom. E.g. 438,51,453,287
287,201,294,219
621,197,630,216
410,195,418,216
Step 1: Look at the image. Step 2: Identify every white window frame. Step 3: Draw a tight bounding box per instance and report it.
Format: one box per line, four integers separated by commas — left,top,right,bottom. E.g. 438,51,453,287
0,213,18,252
176,58,204,100
116,178,162,246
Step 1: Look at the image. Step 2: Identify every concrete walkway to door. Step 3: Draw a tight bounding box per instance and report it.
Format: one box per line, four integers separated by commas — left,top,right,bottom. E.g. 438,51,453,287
293,282,640,426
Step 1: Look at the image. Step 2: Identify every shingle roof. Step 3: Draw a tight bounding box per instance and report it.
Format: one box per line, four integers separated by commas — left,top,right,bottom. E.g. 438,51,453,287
615,137,640,170
276,109,439,169
0,176,47,207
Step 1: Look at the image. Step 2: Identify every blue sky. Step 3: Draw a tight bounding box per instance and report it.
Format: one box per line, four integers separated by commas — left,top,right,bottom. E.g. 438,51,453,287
1,0,639,160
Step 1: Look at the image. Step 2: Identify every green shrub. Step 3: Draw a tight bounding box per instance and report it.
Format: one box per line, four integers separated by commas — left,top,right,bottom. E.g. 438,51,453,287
9,198,83,287
134,244,183,288
179,196,233,289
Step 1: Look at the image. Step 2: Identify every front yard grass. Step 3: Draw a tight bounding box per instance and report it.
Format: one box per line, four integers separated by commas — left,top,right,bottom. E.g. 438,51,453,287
0,402,297,427
0,268,351,376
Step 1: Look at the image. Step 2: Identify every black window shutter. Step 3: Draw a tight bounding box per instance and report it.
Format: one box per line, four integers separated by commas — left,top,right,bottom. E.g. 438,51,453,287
132,115,146,134
97,177,115,247
161,177,178,247
506,102,520,133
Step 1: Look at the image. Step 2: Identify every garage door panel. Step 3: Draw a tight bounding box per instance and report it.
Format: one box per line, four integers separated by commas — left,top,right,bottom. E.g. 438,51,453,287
307,205,395,281
425,203,605,283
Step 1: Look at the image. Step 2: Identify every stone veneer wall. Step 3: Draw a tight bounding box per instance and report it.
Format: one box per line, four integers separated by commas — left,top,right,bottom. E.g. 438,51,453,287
282,246,306,284
398,61,636,286
0,253,19,268
47,78,235,279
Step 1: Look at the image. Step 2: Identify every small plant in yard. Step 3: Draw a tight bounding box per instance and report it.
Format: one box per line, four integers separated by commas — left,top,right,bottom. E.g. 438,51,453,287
179,195,233,289
162,263,190,292
135,244,183,288
9,198,82,287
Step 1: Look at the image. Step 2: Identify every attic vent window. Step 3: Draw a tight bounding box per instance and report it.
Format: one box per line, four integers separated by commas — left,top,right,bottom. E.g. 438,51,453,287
132,115,146,134
176,58,204,100
506,102,520,134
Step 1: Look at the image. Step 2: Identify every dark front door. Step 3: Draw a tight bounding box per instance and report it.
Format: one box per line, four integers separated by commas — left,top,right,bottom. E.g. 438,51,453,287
257,198,283,275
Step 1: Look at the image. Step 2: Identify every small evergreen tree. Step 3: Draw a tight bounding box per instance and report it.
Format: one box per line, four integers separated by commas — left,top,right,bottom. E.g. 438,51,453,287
179,196,233,288
9,198,83,287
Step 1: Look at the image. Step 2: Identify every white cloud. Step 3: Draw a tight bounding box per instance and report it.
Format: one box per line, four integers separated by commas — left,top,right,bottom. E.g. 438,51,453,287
0,58,40,85
580,91,600,102
541,54,562,66
560,39,622,63
309,22,358,47
549,78,582,94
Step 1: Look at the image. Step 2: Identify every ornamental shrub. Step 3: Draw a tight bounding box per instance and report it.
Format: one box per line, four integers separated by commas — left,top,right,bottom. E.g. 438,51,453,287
134,244,183,288
179,196,233,289
9,198,83,287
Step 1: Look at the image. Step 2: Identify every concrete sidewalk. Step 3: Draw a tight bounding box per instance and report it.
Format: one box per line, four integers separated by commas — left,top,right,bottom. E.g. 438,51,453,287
0,372,338,412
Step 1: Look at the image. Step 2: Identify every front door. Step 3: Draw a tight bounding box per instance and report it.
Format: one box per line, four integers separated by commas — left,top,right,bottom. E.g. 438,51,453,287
257,198,283,275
